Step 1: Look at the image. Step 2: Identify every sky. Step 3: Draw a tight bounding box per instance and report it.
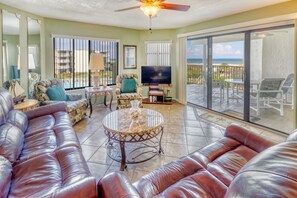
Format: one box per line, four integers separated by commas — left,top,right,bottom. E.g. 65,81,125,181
187,40,244,59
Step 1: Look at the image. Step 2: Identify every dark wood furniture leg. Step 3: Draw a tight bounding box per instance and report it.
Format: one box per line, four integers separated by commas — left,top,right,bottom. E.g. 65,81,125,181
120,141,126,171
89,97,93,118
109,94,113,111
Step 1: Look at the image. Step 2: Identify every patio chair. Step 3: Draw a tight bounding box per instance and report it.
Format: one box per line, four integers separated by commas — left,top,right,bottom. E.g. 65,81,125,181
250,78,285,116
115,73,142,109
33,78,88,125
281,73,294,109
202,71,224,102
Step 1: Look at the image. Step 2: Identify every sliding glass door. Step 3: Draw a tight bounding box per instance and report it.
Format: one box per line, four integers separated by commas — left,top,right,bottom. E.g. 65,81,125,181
211,34,245,119
249,26,295,133
186,38,208,108
186,25,295,134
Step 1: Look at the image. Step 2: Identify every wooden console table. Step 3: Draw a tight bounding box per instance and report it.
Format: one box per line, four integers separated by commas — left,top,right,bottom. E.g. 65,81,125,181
142,84,173,105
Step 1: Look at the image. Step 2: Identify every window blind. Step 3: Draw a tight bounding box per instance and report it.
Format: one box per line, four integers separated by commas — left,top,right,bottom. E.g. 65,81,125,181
145,42,171,66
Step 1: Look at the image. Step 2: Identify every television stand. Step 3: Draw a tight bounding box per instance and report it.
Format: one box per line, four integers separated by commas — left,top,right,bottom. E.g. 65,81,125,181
142,84,173,105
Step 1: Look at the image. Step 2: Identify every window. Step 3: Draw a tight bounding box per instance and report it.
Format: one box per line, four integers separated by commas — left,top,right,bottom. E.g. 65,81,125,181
145,41,171,66
54,37,118,89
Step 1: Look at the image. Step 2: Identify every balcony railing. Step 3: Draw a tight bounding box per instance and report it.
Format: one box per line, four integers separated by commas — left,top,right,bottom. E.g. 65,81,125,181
187,64,244,85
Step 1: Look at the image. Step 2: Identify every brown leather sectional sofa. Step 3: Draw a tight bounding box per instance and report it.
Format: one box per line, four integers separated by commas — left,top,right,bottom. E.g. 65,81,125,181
98,125,297,198
0,88,97,197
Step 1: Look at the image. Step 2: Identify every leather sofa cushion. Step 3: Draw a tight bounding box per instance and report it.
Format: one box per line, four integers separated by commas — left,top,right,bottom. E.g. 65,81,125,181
19,125,80,160
0,123,24,163
225,141,297,197
133,156,227,198
157,169,227,198
0,87,14,116
190,137,258,186
0,156,12,197
26,111,72,135
6,110,28,132
10,146,96,197
19,111,79,160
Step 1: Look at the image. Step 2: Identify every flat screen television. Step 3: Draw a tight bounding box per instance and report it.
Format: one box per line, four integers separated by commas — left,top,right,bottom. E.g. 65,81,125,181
141,66,171,85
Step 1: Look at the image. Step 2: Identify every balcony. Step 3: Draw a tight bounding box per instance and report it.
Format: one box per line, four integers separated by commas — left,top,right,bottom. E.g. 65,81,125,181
186,64,294,134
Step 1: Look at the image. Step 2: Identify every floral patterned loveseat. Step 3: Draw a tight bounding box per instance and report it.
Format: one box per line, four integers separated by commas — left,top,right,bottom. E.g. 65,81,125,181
33,78,88,125
115,74,143,109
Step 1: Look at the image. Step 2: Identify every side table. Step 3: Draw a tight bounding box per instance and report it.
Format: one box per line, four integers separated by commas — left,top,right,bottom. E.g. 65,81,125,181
14,99,39,112
85,87,113,118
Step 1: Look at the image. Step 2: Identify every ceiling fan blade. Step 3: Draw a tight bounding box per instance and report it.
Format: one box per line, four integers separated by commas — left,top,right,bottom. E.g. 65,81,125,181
137,0,165,2
115,6,140,12
160,3,190,11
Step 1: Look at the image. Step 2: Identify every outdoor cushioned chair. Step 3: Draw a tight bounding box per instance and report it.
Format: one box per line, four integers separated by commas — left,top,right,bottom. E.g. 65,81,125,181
250,78,285,116
115,74,142,109
33,78,88,125
281,73,294,109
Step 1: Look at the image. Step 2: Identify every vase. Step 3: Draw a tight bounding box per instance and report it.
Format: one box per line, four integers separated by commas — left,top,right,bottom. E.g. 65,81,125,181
129,100,141,122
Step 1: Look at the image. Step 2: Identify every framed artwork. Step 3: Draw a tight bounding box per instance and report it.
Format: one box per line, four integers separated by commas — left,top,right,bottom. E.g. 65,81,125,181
123,45,137,69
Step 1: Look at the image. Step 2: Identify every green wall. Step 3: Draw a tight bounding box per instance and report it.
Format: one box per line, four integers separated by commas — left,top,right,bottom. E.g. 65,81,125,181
44,18,140,78
43,18,178,97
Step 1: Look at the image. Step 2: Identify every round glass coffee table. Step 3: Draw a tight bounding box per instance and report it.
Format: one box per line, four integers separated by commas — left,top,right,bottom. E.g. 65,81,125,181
102,108,164,171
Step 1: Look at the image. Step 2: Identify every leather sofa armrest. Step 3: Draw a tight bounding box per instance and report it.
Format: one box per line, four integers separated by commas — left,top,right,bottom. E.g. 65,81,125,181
25,102,67,120
224,124,275,153
98,172,140,198
286,129,297,141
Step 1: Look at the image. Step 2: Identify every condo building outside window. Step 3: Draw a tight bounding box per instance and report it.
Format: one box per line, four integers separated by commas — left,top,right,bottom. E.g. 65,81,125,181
53,37,118,89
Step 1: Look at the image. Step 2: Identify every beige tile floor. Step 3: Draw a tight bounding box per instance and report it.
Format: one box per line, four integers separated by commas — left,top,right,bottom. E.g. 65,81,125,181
74,102,287,183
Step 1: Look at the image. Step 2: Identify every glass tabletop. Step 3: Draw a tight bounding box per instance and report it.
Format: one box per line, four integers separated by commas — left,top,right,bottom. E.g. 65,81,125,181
102,108,164,135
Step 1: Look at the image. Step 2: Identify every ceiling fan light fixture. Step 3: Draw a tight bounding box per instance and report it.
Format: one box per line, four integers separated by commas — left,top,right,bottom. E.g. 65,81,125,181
140,4,161,17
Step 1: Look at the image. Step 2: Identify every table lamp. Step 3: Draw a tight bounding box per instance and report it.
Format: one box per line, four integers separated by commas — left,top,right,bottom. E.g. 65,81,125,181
28,54,36,71
17,54,36,71
89,53,104,88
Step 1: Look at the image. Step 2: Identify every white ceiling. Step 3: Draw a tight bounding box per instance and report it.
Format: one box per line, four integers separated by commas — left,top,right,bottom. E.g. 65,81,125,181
0,0,289,30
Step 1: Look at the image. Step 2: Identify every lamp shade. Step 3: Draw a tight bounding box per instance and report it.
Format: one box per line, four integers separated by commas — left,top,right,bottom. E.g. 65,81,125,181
28,54,36,69
17,54,36,69
89,53,104,71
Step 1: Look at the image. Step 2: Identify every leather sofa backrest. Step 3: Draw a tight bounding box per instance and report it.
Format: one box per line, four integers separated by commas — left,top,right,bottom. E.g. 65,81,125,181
0,123,24,163
0,88,14,125
286,129,297,142
225,141,297,197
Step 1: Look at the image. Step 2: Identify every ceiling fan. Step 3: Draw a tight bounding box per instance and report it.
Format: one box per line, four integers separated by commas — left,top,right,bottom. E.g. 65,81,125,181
115,0,190,17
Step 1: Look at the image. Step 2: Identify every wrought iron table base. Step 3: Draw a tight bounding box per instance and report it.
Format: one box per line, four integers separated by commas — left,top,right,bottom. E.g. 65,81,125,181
105,127,164,171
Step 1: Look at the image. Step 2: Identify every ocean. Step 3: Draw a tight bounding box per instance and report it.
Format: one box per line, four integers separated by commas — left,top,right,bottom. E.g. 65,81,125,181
187,58,243,65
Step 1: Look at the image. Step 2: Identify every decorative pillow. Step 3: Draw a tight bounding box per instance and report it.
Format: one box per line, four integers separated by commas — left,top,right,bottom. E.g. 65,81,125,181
6,110,28,133
46,86,67,101
121,78,136,93
0,156,12,197
0,123,24,163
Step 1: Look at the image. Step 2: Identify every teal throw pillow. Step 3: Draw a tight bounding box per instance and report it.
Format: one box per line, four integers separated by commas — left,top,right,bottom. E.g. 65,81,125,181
46,86,67,101
121,78,137,93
